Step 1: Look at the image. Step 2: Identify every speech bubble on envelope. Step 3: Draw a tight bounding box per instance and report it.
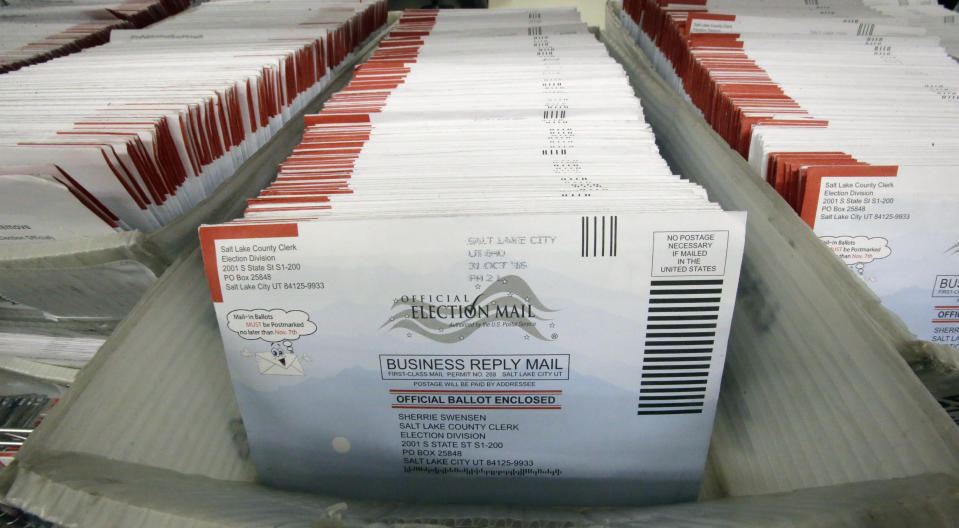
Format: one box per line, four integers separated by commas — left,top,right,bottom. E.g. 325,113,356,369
819,236,892,266
226,309,317,343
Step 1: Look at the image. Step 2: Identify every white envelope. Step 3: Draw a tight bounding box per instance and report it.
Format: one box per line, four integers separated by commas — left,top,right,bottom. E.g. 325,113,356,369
254,352,304,376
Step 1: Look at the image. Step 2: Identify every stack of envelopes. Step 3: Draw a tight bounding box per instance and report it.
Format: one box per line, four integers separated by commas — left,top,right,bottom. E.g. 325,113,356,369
200,8,747,507
621,0,959,352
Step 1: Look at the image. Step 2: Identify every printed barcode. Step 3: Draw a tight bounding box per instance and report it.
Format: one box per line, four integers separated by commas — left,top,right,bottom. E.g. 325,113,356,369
581,216,617,257
636,279,723,416
857,23,875,36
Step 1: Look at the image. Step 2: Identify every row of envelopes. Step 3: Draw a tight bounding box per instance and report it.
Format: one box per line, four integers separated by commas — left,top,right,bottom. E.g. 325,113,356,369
0,0,388,237
198,8,746,506
621,0,959,351
0,0,389,325
0,0,192,74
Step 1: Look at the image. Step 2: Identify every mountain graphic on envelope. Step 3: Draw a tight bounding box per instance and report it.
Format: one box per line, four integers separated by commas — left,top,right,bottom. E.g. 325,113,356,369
255,351,304,375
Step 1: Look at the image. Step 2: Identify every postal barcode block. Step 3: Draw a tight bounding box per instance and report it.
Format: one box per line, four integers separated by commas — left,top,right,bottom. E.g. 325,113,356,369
638,279,723,415
581,216,617,257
